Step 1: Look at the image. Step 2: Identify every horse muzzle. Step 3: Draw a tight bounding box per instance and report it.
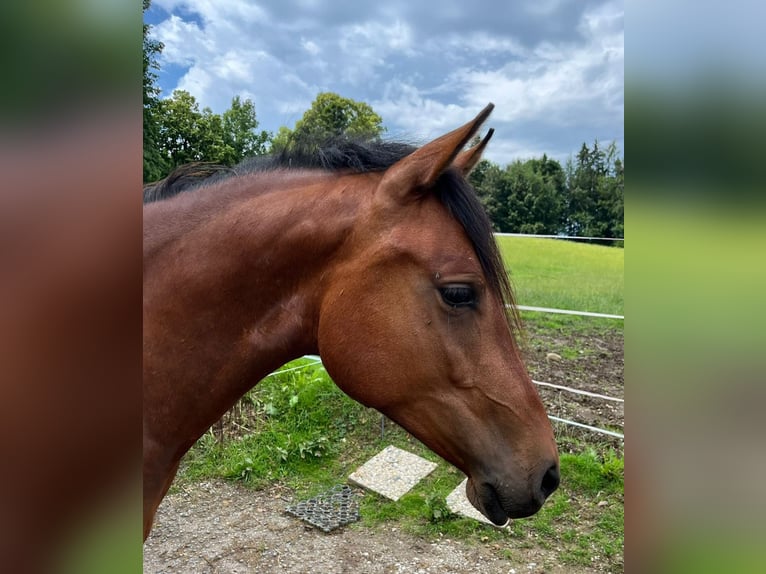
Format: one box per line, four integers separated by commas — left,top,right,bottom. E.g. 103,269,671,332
466,461,560,525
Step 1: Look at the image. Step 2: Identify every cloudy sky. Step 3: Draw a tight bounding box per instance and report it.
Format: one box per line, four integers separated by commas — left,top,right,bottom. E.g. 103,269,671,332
145,0,623,165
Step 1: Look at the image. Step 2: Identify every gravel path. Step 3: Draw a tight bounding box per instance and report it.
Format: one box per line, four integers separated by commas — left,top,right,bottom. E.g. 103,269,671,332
143,481,594,573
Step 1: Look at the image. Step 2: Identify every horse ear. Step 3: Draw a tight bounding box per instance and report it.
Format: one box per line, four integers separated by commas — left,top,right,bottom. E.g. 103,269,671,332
379,103,494,202
453,128,494,175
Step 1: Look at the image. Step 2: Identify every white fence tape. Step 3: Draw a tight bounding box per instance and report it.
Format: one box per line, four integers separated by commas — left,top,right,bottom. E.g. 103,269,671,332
513,305,624,320
533,380,624,403
267,359,322,378
494,232,624,241
549,416,624,439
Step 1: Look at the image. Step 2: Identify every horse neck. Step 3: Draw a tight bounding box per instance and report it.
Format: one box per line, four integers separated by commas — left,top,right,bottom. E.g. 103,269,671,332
143,171,371,421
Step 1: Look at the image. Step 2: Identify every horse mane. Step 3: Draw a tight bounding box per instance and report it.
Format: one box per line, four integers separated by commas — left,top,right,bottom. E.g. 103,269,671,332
142,162,235,204
142,139,415,204
143,138,521,332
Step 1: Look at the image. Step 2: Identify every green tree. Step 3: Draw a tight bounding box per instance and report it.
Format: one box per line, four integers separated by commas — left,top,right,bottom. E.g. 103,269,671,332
155,90,205,166
529,154,566,197
270,126,294,154
221,96,270,162
272,92,385,152
471,157,566,234
468,158,494,201
566,142,598,236
154,90,270,172
471,142,622,240
601,143,624,240
143,0,167,182
565,141,624,242
610,156,625,238
471,160,510,231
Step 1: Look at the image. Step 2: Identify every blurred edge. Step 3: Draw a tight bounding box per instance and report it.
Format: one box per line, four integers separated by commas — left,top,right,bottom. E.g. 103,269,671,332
0,1,142,572
628,1,766,573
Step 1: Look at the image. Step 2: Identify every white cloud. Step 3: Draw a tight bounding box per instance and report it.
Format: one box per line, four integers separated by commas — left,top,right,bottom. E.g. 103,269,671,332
366,2,623,163
155,0,269,25
432,31,528,58
336,20,416,84
438,4,622,157
373,80,470,139
174,66,212,102
302,39,320,56
450,3,622,123
153,15,205,68
487,137,553,164
148,0,623,164
524,0,569,17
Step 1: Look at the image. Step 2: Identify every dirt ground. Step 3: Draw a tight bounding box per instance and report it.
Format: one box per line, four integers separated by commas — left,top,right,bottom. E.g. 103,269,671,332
523,323,624,451
143,325,624,573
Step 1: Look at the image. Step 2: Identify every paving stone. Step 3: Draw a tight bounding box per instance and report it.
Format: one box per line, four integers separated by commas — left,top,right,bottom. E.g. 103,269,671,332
445,478,493,525
348,445,437,501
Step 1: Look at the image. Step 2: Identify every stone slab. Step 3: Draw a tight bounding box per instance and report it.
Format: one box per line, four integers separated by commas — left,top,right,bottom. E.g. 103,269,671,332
348,445,437,501
445,478,493,525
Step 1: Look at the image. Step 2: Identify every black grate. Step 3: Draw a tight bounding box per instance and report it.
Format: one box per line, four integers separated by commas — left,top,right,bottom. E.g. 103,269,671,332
285,485,361,533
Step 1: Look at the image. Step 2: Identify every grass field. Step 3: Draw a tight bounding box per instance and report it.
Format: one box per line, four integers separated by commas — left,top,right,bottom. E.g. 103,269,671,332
496,236,624,316
170,237,624,570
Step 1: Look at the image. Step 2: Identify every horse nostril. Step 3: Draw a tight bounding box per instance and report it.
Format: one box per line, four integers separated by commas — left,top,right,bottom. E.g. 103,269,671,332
540,463,560,498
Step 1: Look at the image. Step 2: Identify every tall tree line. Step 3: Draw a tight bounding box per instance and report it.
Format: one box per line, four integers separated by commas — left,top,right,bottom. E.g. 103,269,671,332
470,141,624,243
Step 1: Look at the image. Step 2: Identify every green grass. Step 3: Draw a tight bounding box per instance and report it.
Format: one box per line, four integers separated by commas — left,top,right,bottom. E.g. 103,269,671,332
561,449,624,495
520,309,623,343
177,359,368,492
497,236,624,315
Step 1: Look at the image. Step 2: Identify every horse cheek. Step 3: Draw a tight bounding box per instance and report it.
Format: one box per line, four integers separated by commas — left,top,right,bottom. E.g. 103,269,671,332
317,287,404,409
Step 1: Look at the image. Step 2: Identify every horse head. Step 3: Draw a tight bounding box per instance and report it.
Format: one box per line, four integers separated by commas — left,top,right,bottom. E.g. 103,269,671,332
317,105,560,525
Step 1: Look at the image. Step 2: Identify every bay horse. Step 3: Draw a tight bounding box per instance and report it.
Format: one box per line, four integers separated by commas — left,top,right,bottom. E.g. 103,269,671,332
143,104,559,539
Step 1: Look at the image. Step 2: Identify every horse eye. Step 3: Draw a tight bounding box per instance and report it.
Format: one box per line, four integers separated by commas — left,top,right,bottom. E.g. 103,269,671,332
439,285,477,308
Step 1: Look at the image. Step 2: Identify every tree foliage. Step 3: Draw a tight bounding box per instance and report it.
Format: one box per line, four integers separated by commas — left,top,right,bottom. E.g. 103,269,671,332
471,157,565,235
470,142,623,243
565,141,624,239
271,92,385,152
222,96,271,161
146,90,270,181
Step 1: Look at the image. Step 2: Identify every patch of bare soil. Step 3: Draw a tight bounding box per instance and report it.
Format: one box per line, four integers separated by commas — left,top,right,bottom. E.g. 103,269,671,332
143,328,623,573
522,323,624,452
